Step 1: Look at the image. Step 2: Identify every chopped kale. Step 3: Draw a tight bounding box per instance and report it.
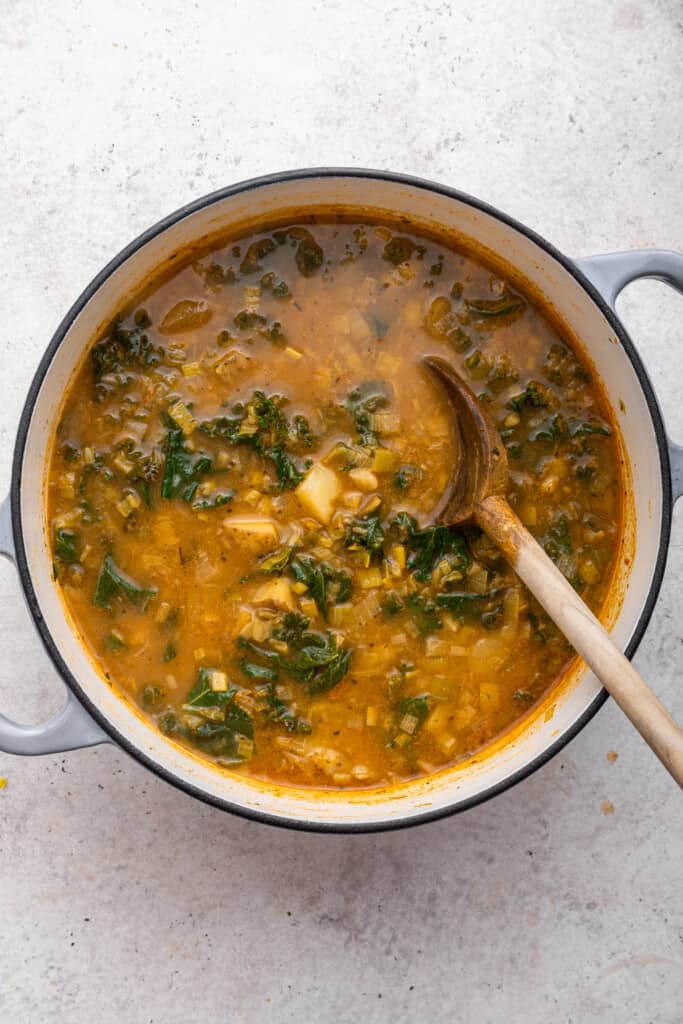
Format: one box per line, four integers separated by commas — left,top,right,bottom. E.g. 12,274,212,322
60,440,81,463
424,296,472,352
406,594,442,634
163,641,177,662
104,632,127,652
382,591,404,617
531,414,569,445
295,234,324,276
293,414,316,449
91,309,164,401
382,236,424,265
238,614,352,695
198,392,306,490
290,556,352,620
398,694,430,726
161,420,212,503
234,309,267,331
263,686,312,734
507,381,552,413
93,554,157,611
272,611,311,645
260,271,290,298
543,515,573,559
465,291,526,319
344,512,385,556
191,489,234,510
141,685,164,709
259,546,295,575
239,237,276,275
269,446,304,489
571,419,611,438
390,513,471,582
435,589,502,618
393,464,420,492
346,379,392,448
182,669,254,759
241,660,279,682
54,528,80,564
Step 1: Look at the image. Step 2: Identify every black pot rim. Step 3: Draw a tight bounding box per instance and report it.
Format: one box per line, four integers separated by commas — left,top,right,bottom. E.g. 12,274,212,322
9,167,673,833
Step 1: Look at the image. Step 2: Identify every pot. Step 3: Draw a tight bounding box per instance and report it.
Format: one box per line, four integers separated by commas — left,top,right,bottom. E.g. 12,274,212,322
1,169,681,832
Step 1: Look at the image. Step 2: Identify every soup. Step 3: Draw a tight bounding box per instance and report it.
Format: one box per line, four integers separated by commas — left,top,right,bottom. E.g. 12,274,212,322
47,217,623,789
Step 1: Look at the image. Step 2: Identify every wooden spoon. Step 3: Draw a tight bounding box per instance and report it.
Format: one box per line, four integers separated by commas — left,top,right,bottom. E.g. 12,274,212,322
424,355,683,787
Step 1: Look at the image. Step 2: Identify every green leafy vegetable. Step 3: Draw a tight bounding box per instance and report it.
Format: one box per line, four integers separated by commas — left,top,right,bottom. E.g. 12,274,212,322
141,685,164,709
347,380,392,448
161,420,212,503
198,391,306,490
104,632,127,652
260,271,290,298
543,515,573,558
406,595,442,634
93,554,157,611
241,660,279,681
398,694,430,726
424,296,471,352
382,236,424,265
391,514,471,582
295,235,324,276
382,591,404,617
572,419,611,437
259,546,294,575
290,556,352,620
269,447,304,489
507,381,552,413
344,512,385,556
240,237,276,275
263,685,312,734
435,589,502,616
182,669,254,759
238,614,352,695
393,464,420,492
91,309,164,401
465,291,526,319
191,489,234,510
307,647,352,695
293,414,316,449
54,528,80,564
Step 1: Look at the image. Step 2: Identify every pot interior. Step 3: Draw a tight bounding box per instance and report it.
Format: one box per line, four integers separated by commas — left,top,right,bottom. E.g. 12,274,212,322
16,173,663,828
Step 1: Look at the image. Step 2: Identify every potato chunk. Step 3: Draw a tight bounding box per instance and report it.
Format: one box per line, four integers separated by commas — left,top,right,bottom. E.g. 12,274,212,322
253,577,295,612
295,463,340,524
222,516,280,554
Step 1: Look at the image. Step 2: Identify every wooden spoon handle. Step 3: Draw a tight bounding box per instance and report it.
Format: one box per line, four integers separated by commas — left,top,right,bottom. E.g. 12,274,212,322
476,495,683,787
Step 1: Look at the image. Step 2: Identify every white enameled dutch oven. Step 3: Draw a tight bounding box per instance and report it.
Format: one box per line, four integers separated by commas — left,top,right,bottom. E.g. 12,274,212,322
1,169,681,832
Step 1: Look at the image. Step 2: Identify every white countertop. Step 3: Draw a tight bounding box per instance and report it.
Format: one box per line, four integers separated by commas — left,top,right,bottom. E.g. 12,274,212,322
0,2,681,1021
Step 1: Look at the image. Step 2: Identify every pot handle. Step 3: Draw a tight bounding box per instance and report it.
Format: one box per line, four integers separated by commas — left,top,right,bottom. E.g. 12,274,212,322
0,495,110,754
575,249,683,502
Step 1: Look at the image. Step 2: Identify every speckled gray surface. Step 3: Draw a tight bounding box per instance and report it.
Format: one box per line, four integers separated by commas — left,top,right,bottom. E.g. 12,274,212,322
0,2,681,1021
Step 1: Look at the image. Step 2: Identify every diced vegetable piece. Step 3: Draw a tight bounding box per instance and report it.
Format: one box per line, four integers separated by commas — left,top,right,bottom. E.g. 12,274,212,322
222,516,280,553
372,447,399,473
115,491,141,518
167,400,197,436
348,469,378,492
253,577,296,612
294,463,340,524
208,670,228,692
